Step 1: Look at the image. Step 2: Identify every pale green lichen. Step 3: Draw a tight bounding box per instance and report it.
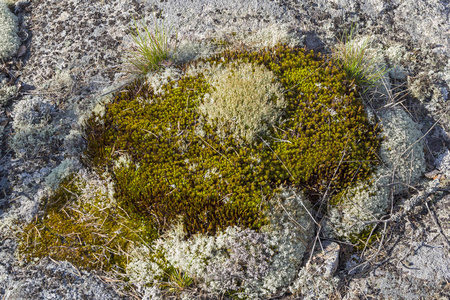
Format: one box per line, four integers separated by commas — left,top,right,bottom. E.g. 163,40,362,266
145,67,182,96
378,106,425,192
290,266,340,299
199,62,285,142
44,158,82,190
10,96,56,158
327,106,425,243
259,188,315,296
41,68,74,92
0,74,17,104
127,187,314,298
326,166,391,241
0,1,20,60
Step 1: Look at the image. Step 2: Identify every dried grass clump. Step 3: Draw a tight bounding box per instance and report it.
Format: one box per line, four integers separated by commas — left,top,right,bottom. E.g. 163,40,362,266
199,62,285,143
17,171,157,272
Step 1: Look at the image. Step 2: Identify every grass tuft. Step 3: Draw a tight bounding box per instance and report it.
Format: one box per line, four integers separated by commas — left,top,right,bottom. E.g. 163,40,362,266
158,266,196,295
124,17,177,76
331,26,391,93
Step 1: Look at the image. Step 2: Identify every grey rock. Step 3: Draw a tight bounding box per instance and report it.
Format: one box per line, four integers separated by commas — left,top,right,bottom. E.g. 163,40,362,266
344,268,444,300
3,258,127,300
344,193,450,299
400,242,450,281
392,0,449,55
436,149,450,178
306,241,340,278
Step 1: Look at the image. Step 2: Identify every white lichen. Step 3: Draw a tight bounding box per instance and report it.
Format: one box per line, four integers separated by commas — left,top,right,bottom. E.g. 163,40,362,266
198,62,285,142
145,67,182,96
126,188,314,298
9,124,56,158
76,92,113,126
326,106,426,240
0,1,20,60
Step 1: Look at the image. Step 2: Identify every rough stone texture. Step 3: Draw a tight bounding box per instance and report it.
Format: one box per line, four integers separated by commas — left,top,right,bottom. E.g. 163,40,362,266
343,268,448,300
306,241,340,279
396,194,450,282
343,192,450,299
0,0,449,299
0,238,126,300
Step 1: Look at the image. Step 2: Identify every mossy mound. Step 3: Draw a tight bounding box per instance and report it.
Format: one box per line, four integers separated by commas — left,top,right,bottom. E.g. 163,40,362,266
17,44,382,289
82,44,381,237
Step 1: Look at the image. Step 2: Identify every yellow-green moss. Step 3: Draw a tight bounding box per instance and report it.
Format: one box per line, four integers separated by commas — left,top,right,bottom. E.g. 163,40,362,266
349,225,382,251
19,44,382,276
17,175,158,272
81,44,381,237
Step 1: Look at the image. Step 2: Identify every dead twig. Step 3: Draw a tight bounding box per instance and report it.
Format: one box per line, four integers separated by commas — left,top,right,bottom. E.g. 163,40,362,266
424,201,450,247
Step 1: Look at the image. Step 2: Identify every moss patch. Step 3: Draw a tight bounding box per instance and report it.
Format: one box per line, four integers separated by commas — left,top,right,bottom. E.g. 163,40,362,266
83,44,381,236
19,44,382,276
349,225,382,251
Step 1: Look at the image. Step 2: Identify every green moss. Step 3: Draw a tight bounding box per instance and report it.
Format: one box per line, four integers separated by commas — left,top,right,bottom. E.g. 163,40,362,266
349,225,382,251
83,44,381,237
209,37,232,48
